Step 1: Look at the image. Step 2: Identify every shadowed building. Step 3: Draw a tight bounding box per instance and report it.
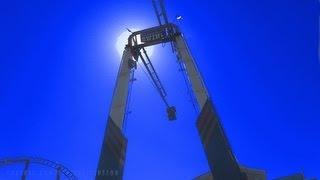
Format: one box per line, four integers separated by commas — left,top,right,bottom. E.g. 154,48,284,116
194,166,266,180
274,173,305,180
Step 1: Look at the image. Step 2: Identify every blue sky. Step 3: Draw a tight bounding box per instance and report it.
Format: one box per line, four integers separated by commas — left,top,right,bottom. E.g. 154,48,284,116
1,0,319,179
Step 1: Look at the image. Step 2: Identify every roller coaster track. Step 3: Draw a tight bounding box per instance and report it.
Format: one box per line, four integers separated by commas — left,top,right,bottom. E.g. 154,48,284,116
0,156,77,180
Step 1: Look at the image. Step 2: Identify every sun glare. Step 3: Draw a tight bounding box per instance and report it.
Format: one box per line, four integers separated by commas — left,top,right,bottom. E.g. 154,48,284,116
115,29,154,58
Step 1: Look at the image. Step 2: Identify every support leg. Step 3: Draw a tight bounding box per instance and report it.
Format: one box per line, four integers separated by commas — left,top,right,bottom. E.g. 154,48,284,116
174,35,246,180
21,160,29,180
96,48,133,180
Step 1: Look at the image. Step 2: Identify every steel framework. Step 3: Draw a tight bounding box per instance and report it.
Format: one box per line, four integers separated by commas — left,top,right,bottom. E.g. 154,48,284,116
96,1,266,180
0,156,77,180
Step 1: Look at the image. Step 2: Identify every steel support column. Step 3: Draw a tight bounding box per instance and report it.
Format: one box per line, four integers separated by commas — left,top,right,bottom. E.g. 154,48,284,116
96,47,133,180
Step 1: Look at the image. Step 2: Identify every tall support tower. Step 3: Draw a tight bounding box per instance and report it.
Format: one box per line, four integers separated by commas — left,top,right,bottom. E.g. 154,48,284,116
96,1,266,180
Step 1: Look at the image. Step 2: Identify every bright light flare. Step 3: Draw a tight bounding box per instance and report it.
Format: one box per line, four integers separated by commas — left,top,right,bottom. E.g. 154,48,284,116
176,15,183,20
116,29,154,58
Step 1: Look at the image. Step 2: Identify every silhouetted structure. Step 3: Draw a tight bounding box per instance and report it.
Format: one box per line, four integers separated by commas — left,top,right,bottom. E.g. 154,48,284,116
0,157,77,180
96,1,318,180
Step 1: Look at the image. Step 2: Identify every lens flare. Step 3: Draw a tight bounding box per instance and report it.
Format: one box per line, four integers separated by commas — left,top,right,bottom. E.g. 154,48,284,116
116,29,154,58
